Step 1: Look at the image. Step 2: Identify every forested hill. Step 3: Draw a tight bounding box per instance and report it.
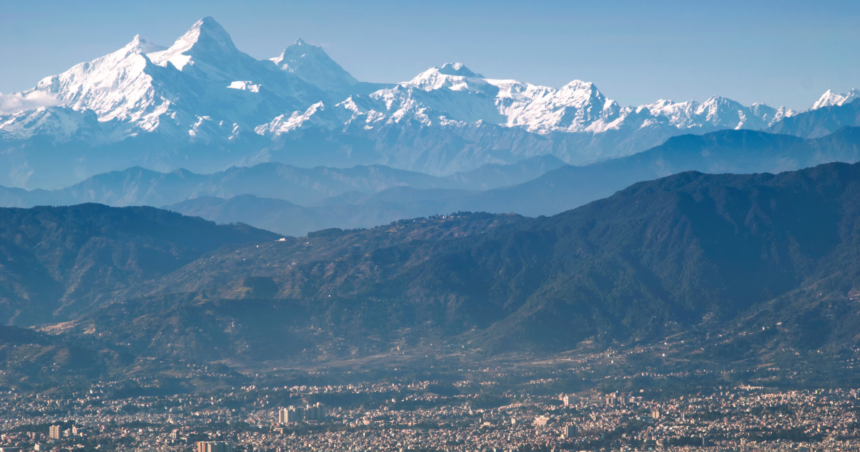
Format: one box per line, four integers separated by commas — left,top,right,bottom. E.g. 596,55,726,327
0,204,278,325
3,162,860,371
83,161,860,362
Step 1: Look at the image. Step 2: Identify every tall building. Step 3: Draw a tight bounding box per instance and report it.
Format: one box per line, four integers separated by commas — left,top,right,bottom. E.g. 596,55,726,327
563,424,578,438
305,402,325,421
278,403,324,424
279,406,304,424
195,441,233,452
49,425,60,440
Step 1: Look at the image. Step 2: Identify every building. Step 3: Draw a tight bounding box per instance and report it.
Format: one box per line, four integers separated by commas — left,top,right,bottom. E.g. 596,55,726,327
651,407,661,420
563,424,578,438
305,402,325,421
279,406,304,424
48,425,60,440
195,441,233,452
533,416,550,428
288,406,304,423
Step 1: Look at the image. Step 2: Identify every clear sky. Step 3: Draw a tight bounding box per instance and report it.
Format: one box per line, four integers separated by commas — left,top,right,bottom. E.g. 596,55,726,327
1,0,859,110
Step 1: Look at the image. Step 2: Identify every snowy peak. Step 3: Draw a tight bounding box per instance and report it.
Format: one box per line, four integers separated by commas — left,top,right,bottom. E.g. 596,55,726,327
750,103,794,126
31,32,167,125
401,64,494,93
358,65,797,136
269,38,358,92
500,79,618,133
437,62,483,78
697,96,795,129
698,96,753,128
270,38,322,66
698,95,743,115
23,16,325,139
127,35,166,55
556,80,606,106
147,16,240,71
638,96,794,131
811,89,859,110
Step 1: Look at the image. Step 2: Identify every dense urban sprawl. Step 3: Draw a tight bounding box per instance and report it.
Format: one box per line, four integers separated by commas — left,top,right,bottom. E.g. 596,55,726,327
1,371,858,452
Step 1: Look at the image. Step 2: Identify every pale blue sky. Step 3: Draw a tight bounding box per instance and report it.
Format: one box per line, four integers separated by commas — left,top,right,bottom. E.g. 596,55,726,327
1,0,859,110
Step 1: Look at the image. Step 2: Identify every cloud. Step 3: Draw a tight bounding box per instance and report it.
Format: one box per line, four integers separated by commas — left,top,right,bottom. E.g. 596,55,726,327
0,90,60,115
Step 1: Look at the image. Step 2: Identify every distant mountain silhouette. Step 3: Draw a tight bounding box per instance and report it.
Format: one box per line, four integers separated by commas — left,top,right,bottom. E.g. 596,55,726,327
168,128,860,235
0,155,567,209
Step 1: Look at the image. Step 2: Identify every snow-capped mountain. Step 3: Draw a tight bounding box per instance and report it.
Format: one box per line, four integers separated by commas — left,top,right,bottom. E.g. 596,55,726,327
0,16,838,189
810,89,859,110
255,63,798,172
326,64,795,134
28,17,329,142
271,39,357,93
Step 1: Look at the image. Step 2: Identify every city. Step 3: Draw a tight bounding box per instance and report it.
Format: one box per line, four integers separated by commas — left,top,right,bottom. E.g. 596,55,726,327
0,362,858,452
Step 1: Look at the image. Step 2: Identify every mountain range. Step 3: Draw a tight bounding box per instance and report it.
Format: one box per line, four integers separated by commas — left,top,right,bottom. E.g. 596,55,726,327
0,154,566,209
3,16,858,189
164,125,860,236
2,123,859,236
2,160,860,374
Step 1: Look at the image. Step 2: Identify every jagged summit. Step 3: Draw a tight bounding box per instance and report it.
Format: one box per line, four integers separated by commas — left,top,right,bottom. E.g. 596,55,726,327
147,16,239,71
557,80,602,99
127,35,166,54
271,38,330,66
437,62,483,78
401,64,495,93
269,38,358,92
811,88,860,110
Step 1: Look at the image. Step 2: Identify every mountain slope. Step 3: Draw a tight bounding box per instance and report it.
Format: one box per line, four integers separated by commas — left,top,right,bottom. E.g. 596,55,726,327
0,155,564,210
167,128,860,236
166,190,475,237
0,325,124,387
768,99,860,138
0,204,277,325
65,161,860,364
459,127,860,216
